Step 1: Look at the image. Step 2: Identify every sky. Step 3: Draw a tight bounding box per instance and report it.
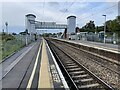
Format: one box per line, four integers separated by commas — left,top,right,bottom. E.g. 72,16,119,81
1,0,120,34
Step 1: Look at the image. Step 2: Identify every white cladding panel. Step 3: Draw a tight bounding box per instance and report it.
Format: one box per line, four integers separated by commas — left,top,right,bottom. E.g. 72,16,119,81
25,14,36,34
67,16,76,34
25,17,31,33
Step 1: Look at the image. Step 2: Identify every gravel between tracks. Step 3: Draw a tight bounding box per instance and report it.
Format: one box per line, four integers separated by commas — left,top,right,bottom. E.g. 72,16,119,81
49,40,120,89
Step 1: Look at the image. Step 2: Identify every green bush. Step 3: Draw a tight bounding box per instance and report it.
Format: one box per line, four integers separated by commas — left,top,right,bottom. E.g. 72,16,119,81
1,34,26,61
1,33,15,42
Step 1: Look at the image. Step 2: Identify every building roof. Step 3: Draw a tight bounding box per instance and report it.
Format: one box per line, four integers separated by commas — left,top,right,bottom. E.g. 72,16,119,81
26,14,36,18
67,16,76,19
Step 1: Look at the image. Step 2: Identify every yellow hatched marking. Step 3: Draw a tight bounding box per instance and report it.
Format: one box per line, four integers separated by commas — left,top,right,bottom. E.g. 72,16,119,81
38,39,52,88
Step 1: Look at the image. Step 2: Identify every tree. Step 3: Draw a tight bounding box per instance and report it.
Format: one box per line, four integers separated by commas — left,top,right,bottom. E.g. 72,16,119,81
19,29,29,35
57,32,62,36
109,19,120,33
95,26,104,32
106,20,112,32
2,33,15,42
82,20,95,32
42,33,53,37
12,32,17,35
97,16,120,34
75,27,80,33
105,16,120,34
117,16,120,22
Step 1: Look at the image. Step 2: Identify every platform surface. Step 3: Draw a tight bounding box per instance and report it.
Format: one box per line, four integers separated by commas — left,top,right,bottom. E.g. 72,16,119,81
1,38,69,89
54,38,120,54
73,40,119,51
38,39,52,88
38,39,68,89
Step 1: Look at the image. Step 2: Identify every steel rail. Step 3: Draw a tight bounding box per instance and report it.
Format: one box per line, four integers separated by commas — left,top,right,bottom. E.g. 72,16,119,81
48,40,114,90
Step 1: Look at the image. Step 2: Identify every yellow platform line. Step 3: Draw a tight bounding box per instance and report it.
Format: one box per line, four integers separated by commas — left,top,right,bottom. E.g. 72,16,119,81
38,39,52,88
26,42,42,89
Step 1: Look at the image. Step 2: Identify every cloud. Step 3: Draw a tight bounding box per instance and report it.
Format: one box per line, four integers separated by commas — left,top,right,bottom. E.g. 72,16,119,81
117,1,120,15
1,0,120,2
48,2,59,7
59,9,69,13
1,1,119,33
0,3,2,28
2,2,29,27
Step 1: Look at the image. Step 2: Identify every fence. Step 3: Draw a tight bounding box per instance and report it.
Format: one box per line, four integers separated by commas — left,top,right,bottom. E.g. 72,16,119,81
1,34,32,61
75,32,120,44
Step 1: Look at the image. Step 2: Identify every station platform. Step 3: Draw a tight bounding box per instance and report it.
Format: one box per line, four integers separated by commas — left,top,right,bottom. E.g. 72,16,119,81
53,38,119,54
73,40,119,53
38,39,69,89
1,38,69,89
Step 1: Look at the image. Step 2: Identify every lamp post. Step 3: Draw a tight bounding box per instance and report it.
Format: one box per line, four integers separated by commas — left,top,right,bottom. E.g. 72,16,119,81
5,22,8,34
102,15,106,43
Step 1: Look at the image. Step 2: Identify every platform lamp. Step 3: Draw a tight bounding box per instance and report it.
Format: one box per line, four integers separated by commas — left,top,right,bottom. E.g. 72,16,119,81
5,22,8,34
102,15,106,43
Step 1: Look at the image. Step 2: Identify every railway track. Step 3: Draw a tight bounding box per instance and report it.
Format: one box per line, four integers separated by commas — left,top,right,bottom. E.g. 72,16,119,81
47,40,114,90
47,39,120,89
52,40,120,74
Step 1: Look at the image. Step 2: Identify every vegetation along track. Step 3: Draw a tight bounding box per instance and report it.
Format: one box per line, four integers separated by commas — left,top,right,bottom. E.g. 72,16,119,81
47,39,115,90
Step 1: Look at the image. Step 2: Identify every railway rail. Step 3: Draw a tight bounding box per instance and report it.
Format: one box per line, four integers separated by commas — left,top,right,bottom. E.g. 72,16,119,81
47,40,114,90
46,38,120,89
51,39,120,74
